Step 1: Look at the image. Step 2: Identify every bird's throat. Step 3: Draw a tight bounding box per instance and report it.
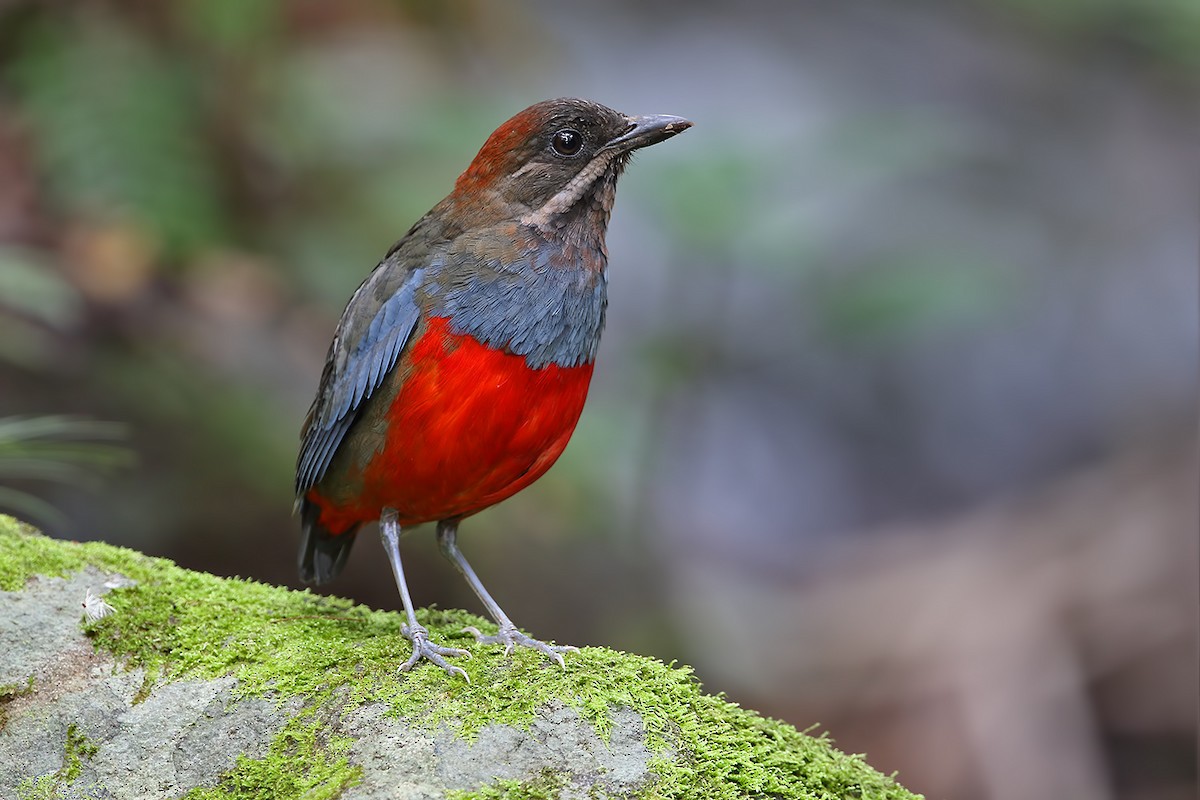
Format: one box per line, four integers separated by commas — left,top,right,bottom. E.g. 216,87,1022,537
521,153,627,232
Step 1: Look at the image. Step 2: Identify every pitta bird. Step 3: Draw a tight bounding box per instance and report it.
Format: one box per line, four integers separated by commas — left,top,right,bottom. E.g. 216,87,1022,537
296,98,691,679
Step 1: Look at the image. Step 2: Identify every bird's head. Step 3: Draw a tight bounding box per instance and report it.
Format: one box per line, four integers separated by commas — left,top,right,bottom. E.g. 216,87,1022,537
450,98,691,230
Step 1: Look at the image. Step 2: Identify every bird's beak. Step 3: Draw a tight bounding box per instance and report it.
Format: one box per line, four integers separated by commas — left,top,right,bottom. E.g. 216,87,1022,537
602,114,693,154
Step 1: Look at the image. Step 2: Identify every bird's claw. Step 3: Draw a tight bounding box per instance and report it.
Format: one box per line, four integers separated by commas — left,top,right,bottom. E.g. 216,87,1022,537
400,623,472,682
462,624,578,668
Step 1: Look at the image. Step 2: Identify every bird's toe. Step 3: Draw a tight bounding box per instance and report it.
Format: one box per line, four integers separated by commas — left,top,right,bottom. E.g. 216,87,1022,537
399,623,472,681
464,624,577,667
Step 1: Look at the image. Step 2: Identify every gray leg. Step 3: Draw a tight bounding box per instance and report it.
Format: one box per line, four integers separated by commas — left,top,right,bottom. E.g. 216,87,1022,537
436,518,578,667
380,508,470,680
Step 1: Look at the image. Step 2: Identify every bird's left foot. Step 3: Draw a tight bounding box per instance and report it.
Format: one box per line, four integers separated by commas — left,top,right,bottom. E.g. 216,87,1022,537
400,622,472,681
463,623,578,668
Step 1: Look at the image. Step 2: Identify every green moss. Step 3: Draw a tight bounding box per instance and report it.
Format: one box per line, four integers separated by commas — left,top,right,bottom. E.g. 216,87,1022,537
0,515,922,799
448,768,567,800
61,723,99,782
180,711,360,800
15,774,56,800
0,675,37,730
0,515,166,593
15,722,99,799
0,516,142,591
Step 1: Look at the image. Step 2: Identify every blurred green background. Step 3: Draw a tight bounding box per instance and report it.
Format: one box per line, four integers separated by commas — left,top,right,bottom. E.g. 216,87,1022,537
0,2,1196,798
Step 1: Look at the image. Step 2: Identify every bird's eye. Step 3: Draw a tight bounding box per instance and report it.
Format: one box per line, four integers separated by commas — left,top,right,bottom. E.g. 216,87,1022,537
551,129,583,157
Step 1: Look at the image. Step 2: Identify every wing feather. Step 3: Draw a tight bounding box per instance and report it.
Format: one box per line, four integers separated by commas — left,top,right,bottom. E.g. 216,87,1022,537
295,262,425,496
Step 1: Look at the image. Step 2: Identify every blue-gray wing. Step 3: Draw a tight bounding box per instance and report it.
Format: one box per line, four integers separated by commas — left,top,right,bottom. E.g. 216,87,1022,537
295,262,425,496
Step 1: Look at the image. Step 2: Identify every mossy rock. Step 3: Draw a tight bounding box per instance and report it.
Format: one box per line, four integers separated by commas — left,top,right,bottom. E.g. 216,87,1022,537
0,515,921,799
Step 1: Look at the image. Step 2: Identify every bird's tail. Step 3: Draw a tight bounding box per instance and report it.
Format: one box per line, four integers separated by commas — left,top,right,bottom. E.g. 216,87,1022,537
298,499,360,585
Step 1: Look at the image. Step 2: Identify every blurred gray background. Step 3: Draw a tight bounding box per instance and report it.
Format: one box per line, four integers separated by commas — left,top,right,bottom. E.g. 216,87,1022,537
1,2,1196,797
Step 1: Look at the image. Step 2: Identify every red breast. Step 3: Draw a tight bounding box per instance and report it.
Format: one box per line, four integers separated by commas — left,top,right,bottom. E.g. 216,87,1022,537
305,317,594,533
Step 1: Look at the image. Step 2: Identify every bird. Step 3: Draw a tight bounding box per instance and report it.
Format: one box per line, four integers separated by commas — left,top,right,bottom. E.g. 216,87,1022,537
295,98,691,680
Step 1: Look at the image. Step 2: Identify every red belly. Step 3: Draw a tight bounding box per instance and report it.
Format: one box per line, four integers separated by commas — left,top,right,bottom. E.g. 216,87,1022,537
308,316,594,530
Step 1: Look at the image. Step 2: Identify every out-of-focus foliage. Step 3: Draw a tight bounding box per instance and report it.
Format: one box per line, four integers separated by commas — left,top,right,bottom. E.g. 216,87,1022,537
994,0,1200,69
9,14,229,257
0,415,130,526
0,246,82,367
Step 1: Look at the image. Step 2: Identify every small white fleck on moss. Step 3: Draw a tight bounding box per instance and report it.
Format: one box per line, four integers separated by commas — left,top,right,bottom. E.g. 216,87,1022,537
82,588,115,621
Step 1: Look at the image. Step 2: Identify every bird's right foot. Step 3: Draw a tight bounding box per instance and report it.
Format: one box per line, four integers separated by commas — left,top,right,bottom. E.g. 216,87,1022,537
399,623,471,682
